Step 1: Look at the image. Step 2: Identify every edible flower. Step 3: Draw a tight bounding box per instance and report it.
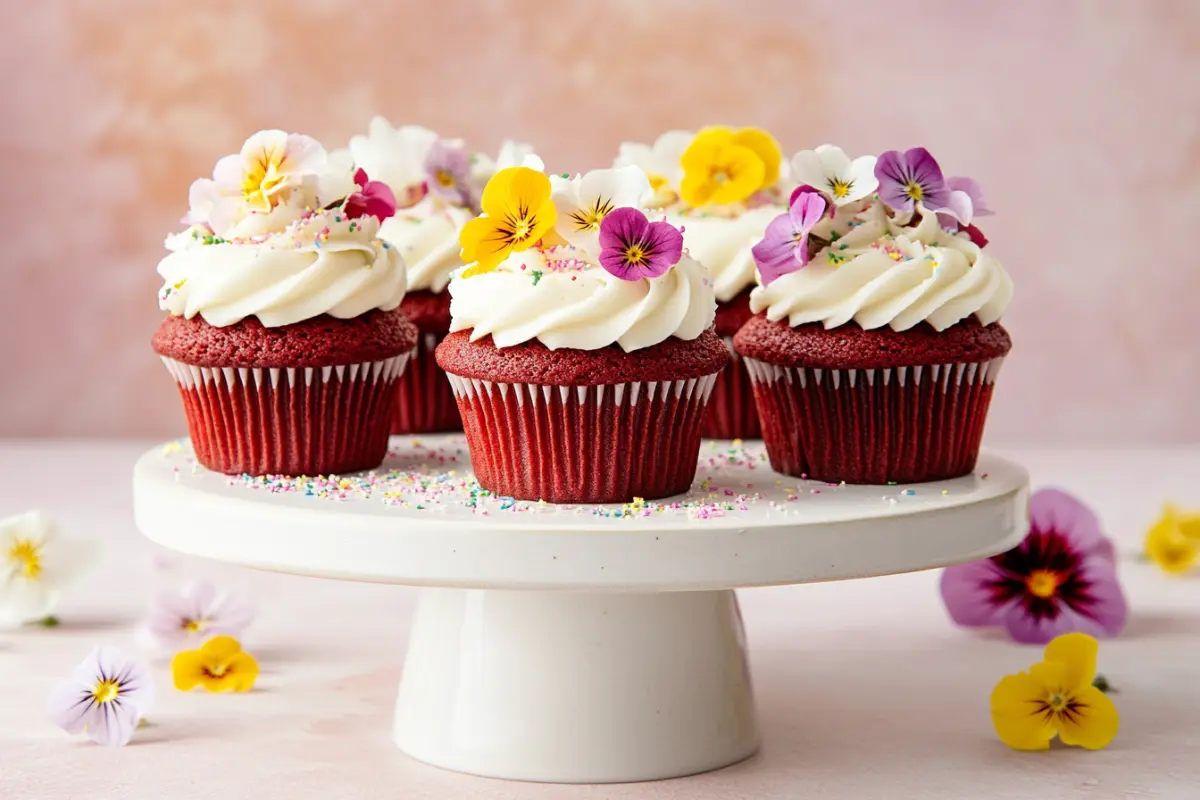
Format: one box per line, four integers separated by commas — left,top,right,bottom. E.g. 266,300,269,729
342,168,397,222
597,207,683,281
789,144,878,206
47,646,154,747
751,186,830,285
459,166,557,276
1144,503,1200,574
172,635,260,693
940,488,1127,644
990,632,1119,751
679,127,782,207
193,130,326,236
142,580,255,653
874,146,952,214
551,166,651,255
424,139,473,206
613,129,692,207
0,510,98,629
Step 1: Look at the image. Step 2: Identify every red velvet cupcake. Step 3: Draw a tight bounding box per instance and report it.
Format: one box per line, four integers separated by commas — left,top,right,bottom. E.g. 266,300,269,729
152,129,416,476
436,164,728,503
736,144,1014,484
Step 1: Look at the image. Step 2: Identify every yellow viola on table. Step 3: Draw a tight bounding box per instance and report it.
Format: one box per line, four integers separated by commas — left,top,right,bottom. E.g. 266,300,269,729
172,635,260,693
1144,503,1200,574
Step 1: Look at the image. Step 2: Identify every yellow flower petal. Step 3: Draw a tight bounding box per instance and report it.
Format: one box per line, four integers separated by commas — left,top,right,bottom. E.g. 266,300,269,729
225,652,260,692
1056,685,1119,750
201,635,245,661
731,127,782,189
171,651,208,692
990,671,1057,751
480,167,553,224
707,145,765,205
459,216,510,274
1043,632,1098,690
681,128,731,172
1145,505,1198,575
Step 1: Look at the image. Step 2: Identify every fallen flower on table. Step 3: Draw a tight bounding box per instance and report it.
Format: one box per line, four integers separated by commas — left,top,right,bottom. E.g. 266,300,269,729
46,646,154,747
990,632,1119,751
172,635,259,693
1144,504,1200,575
142,580,254,652
940,488,1127,644
0,510,100,628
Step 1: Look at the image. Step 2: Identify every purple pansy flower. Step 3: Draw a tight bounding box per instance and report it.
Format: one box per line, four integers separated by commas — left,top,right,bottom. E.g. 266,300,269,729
343,168,397,222
940,488,1127,645
875,147,953,214
47,646,154,747
598,207,684,281
936,175,994,232
423,139,473,206
751,186,830,285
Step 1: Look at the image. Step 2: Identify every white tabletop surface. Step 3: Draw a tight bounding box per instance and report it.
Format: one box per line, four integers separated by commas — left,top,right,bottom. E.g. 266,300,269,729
1,441,1198,799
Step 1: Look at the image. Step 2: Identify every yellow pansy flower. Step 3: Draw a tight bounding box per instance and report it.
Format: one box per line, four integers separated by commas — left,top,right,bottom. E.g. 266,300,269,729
1144,503,1200,574
172,635,259,693
459,166,557,277
679,127,782,208
990,632,1118,751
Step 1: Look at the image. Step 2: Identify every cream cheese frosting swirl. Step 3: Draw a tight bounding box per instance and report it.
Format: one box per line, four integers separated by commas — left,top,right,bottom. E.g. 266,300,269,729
379,196,473,293
448,246,715,352
671,204,783,303
750,201,1012,332
158,212,406,328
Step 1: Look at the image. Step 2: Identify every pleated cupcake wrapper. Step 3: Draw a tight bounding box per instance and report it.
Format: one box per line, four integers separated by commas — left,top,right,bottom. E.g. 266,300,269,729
160,351,412,476
743,356,1005,484
701,335,762,440
392,332,463,434
445,372,720,504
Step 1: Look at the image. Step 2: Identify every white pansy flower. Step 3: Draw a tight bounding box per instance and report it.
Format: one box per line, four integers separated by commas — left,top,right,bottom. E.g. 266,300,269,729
550,166,651,255
614,130,692,206
790,144,879,206
0,511,99,628
349,116,439,202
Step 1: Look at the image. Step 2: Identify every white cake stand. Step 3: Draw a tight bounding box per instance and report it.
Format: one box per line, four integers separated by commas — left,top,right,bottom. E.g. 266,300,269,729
132,436,1028,784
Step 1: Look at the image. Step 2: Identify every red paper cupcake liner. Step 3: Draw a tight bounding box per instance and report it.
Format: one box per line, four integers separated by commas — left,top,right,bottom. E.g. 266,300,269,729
744,357,1005,484
700,336,762,440
445,372,720,503
392,332,463,434
160,353,412,476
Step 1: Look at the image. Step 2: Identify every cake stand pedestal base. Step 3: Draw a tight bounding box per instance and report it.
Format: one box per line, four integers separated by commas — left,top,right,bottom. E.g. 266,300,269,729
394,588,758,783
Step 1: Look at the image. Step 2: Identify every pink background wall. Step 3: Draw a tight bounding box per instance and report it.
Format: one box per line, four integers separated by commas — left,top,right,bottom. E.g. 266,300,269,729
0,0,1196,442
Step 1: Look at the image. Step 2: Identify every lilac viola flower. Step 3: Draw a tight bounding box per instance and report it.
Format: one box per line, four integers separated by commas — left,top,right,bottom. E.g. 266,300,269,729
423,139,473,206
874,147,952,214
940,488,1127,645
142,580,255,653
47,646,154,747
751,186,831,286
597,207,684,281
936,176,994,231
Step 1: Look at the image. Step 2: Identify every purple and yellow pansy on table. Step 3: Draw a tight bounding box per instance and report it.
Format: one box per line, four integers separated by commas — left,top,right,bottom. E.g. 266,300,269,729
750,144,994,285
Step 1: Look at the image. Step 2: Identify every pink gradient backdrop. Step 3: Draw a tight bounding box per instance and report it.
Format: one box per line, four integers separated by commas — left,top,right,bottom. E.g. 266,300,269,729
0,0,1196,442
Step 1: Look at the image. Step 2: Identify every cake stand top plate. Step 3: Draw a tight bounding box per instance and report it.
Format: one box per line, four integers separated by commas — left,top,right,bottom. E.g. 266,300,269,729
133,436,1029,591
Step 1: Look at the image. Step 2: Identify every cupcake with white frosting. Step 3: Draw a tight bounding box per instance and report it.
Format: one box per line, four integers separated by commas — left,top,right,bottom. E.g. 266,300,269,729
152,129,417,476
435,163,729,503
735,145,1013,484
615,126,789,439
335,118,535,433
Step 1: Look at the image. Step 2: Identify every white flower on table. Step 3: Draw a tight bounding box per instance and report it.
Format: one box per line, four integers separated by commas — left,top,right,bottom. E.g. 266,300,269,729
0,510,98,628
789,144,879,206
142,580,255,652
551,166,652,255
46,646,154,747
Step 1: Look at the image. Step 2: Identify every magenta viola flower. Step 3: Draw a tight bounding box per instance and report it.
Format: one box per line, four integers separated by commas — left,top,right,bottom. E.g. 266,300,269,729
940,488,1127,644
343,168,397,221
875,147,952,213
752,186,830,285
598,207,684,281
423,139,472,206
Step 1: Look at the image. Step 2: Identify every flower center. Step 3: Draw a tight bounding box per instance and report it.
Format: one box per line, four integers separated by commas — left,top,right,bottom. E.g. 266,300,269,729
1026,569,1060,599
649,174,668,191
93,679,120,704
182,617,210,634
204,662,230,679
624,243,649,266
570,198,615,232
830,178,852,198
242,154,291,212
903,181,924,201
511,218,534,242
7,539,41,579
1047,692,1069,712
436,170,456,188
